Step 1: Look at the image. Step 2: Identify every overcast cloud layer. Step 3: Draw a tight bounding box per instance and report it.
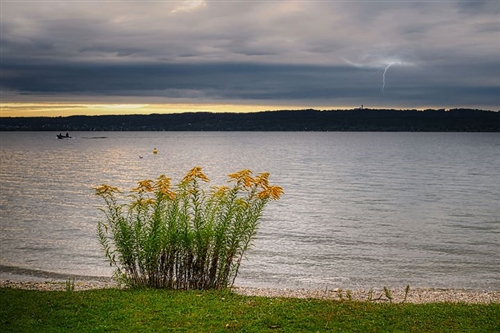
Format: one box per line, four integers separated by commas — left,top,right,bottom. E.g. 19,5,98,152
1,0,499,111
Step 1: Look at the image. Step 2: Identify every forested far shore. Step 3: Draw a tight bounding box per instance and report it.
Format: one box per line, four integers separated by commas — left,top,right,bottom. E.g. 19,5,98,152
1,108,499,132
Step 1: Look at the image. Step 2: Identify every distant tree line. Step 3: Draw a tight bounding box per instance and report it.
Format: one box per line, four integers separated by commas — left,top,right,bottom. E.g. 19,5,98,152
1,108,499,132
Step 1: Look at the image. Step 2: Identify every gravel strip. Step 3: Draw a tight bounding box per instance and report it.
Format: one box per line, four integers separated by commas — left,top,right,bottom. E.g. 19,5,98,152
232,286,500,304
0,279,120,292
1,280,498,303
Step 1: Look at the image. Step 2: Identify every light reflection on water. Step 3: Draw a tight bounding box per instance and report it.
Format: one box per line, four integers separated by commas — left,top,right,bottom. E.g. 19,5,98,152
0,131,499,290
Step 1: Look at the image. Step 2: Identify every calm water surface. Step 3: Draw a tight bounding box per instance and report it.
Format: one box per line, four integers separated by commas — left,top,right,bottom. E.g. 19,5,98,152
1,131,499,290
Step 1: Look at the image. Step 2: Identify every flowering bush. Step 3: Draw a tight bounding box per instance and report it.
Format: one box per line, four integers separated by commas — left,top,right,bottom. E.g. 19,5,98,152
94,167,282,289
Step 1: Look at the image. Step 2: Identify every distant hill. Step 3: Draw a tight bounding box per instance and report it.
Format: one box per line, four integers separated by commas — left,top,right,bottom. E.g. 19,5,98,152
1,108,499,132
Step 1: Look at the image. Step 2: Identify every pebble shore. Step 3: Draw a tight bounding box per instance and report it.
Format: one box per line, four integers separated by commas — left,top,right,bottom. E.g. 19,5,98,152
1,279,498,304
232,286,500,304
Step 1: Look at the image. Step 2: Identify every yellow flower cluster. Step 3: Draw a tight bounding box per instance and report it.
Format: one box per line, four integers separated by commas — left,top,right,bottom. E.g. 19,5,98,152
254,172,270,187
156,174,176,200
95,167,282,203
94,184,121,195
183,166,210,183
257,185,284,200
132,179,154,193
130,175,176,200
228,169,254,187
228,169,283,200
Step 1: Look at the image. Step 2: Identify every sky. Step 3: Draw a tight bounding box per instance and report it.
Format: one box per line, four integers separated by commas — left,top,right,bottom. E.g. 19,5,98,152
1,0,499,117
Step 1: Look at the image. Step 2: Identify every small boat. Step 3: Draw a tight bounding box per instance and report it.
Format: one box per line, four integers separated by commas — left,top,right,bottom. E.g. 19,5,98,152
57,133,72,139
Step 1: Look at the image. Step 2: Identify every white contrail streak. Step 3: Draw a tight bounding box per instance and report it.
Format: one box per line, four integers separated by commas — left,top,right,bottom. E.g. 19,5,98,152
382,62,395,94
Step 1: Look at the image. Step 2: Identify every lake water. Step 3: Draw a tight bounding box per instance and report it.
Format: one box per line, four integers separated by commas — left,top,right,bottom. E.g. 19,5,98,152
1,131,499,290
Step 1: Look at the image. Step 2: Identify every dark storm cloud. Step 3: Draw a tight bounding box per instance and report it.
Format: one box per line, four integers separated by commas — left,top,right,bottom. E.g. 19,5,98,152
1,0,499,109
456,0,500,14
1,61,364,98
3,59,497,108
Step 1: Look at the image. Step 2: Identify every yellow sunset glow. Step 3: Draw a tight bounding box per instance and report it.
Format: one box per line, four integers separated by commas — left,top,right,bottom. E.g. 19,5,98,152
0,103,354,117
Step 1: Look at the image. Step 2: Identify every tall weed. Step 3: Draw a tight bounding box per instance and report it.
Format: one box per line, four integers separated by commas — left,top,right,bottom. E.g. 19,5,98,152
94,167,282,289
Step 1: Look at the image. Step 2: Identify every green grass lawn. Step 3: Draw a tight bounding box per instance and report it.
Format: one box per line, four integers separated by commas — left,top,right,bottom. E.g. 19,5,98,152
1,287,499,332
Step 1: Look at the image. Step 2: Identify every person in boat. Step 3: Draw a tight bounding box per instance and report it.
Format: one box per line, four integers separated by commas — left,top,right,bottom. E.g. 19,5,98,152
66,132,70,137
